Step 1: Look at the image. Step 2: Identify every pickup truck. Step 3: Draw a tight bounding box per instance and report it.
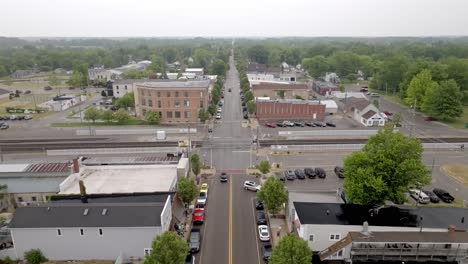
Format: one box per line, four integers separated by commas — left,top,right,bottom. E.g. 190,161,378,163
189,228,201,253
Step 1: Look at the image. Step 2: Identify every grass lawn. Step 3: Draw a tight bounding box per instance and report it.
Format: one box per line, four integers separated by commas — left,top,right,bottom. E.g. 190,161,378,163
442,164,468,187
52,119,153,127
442,106,468,129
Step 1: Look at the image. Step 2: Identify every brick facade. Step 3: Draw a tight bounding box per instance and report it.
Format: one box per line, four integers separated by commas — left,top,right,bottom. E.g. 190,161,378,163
256,100,326,121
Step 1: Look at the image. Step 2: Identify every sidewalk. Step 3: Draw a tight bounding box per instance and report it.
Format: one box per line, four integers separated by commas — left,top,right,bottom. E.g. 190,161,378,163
269,216,288,246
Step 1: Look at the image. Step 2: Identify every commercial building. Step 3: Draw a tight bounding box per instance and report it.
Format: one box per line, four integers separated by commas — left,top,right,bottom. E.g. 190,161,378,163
184,68,204,76
112,79,141,98
38,94,86,112
313,81,340,96
8,193,172,260
252,83,310,100
134,80,211,123
256,99,326,121
343,97,386,127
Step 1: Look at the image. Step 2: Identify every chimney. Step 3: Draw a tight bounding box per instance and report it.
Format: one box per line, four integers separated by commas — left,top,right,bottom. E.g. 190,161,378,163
73,158,80,173
79,180,88,203
361,221,370,236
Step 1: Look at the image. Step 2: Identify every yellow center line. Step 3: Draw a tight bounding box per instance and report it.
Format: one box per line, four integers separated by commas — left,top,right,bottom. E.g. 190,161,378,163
229,175,233,264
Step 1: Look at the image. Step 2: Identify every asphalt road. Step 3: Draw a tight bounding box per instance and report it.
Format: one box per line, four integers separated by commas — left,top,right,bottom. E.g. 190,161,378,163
198,52,261,264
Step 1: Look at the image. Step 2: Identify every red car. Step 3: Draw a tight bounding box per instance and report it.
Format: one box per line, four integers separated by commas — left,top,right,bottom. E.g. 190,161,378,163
425,116,437,121
265,122,277,128
383,111,393,116
192,208,205,225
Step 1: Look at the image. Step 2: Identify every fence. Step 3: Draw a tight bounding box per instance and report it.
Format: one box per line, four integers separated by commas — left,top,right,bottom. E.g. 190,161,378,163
277,129,387,137
271,142,468,152
76,128,197,136
47,147,181,156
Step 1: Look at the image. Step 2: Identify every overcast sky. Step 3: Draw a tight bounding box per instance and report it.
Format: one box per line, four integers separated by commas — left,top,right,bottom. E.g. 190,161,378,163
1,0,467,37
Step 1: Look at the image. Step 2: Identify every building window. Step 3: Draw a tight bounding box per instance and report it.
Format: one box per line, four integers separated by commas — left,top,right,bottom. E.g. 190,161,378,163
142,99,146,106
57,229,62,236
329,234,341,241
18,197,23,202
144,248,152,256
116,85,119,89
142,109,147,116
175,91,179,97
309,235,314,241
141,90,145,96
184,111,190,118
99,228,103,236
32,196,37,202
117,91,120,94
175,101,180,108
167,111,173,118
80,229,84,236
167,91,171,97
148,100,153,107
158,111,162,117
200,100,204,108
158,100,162,108
184,91,189,97
124,85,127,90
175,111,181,118
184,100,190,107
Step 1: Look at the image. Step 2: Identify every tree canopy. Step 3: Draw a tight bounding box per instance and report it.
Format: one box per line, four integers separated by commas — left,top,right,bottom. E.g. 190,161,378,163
115,92,135,109
257,177,287,214
84,106,100,123
343,126,430,205
422,79,464,121
143,231,188,264
256,160,271,175
270,234,312,264
145,111,161,124
177,177,198,206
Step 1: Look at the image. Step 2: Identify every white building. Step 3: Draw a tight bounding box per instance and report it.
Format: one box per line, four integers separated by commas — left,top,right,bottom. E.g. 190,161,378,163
38,95,86,111
318,100,338,115
112,79,143,98
185,68,204,76
88,69,122,82
343,97,386,127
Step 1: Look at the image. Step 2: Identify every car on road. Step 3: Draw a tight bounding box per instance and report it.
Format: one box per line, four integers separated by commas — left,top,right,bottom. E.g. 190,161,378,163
228,88,232,92
216,113,221,119
189,228,201,253
304,167,316,178
261,243,273,261
433,188,455,203
217,107,222,113
197,190,208,205
424,116,437,121
220,172,228,182
313,121,327,127
422,189,440,203
200,183,209,192
315,167,326,178
409,188,430,204
285,121,295,127
305,121,316,127
265,122,277,128
383,111,393,116
284,170,296,180
243,112,249,119
334,166,344,178
255,199,264,210
294,169,306,179
218,101,223,107
192,208,205,225
185,254,195,264
326,121,336,127
0,122,9,130
244,181,261,192
24,115,33,120
294,121,305,127
257,210,267,225
258,225,270,241
24,90,31,94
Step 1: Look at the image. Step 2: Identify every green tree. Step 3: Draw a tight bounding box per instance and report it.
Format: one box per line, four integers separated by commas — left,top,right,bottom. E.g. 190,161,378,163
244,90,254,102
422,79,464,121
24,249,48,264
257,177,287,214
270,234,312,264
256,160,271,175
143,231,188,264
210,59,227,77
84,106,100,123
371,54,408,93
190,154,201,177
48,73,60,87
373,99,379,108
0,184,7,200
247,100,256,115
113,108,131,123
405,69,438,108
145,111,161,124
392,112,402,127
198,109,209,122
148,54,166,74
208,104,216,116
276,90,285,99
101,110,114,123
67,71,85,88
247,45,269,64
193,48,213,68
328,50,362,77
122,69,148,79
176,177,198,206
343,126,430,205
302,55,329,78
115,92,135,108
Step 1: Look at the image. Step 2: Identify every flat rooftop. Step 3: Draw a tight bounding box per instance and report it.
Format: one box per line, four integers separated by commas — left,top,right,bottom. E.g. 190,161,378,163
60,165,178,195
136,80,210,89
349,231,468,243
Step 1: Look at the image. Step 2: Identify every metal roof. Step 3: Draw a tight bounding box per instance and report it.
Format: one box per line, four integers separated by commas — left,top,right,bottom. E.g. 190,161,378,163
137,80,210,89
25,163,71,173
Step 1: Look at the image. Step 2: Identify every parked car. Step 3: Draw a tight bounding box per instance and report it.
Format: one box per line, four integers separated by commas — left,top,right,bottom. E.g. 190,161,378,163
0,123,9,130
200,183,209,192
218,101,223,107
276,172,286,181
228,88,232,92
294,121,305,127
282,121,294,127
197,190,208,205
24,90,32,94
9,115,17,120
217,107,222,113
433,188,455,203
383,111,393,116
17,116,25,120
243,113,249,119
24,115,33,120
261,243,273,261
216,113,221,119
294,169,306,179
258,225,270,241
424,116,437,121
265,122,277,128
276,121,285,127
185,254,195,264
257,210,267,225
326,121,336,127
304,167,316,178
369,92,380,97
315,167,326,178
220,172,228,183
305,121,316,127
284,170,296,180
192,208,205,225
409,188,430,204
313,121,327,127
334,166,344,178
244,181,261,192
189,228,201,253
422,189,440,203
255,199,264,210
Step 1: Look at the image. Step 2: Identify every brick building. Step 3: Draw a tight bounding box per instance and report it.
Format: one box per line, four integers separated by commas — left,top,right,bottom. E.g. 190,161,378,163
256,99,326,121
135,81,210,123
252,83,310,100
313,81,340,95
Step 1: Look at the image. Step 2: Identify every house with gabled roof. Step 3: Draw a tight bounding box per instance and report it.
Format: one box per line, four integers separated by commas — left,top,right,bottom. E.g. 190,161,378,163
342,97,386,127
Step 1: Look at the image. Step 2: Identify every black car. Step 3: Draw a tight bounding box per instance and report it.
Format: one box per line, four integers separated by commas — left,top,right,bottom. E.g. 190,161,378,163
243,113,249,119
257,211,267,225
432,188,455,203
326,121,336,127
220,172,228,183
294,169,306,179
261,243,273,261
313,121,327,127
242,102,246,106
315,168,326,178
334,166,344,178
294,121,305,127
304,167,316,178
17,116,25,120
305,121,316,127
422,189,439,203
185,254,195,264
255,199,264,210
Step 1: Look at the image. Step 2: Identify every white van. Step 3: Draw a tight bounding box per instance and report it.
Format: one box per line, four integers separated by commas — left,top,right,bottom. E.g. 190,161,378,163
409,189,430,204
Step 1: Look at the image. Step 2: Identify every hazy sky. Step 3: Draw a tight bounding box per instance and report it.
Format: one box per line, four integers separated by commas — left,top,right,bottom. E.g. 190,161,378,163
1,0,467,37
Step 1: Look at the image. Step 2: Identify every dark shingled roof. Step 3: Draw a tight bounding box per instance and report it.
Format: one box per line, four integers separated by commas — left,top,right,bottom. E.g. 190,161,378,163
252,83,309,90
349,231,468,243
342,97,371,111
9,202,165,228
362,110,377,119
293,202,468,229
